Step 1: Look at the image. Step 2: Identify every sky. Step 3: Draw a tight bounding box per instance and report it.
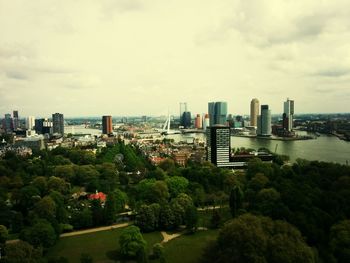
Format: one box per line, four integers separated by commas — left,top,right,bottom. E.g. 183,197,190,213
1,0,350,117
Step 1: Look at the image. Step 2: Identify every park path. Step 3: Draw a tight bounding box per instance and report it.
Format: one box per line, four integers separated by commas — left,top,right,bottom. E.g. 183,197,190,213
6,222,132,244
160,227,208,244
60,222,132,237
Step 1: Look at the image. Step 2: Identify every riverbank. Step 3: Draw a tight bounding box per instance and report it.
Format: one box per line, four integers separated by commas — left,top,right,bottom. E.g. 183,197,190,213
231,134,316,141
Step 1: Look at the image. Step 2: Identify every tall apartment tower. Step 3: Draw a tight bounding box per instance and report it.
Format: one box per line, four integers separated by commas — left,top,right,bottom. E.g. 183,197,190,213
26,116,35,130
283,98,294,132
3,114,13,133
52,113,64,136
206,125,231,167
179,102,187,119
102,115,113,135
250,98,259,127
13,110,19,130
208,102,228,126
257,105,271,137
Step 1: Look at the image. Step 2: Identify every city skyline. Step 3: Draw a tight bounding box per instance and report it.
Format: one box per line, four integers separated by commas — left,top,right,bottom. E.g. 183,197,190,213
1,1,350,117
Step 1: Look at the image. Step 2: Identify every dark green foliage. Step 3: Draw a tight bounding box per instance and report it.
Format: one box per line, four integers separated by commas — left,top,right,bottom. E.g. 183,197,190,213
136,203,160,232
0,224,8,244
202,214,315,263
229,185,243,218
4,240,43,263
20,219,57,248
330,220,350,263
80,253,93,263
184,205,198,233
119,226,147,259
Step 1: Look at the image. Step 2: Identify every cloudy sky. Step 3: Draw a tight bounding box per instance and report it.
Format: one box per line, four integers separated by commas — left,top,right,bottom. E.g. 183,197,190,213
1,0,350,117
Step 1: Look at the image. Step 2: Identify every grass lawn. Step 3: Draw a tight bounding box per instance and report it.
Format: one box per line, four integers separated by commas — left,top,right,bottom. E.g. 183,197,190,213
162,229,219,263
46,227,162,263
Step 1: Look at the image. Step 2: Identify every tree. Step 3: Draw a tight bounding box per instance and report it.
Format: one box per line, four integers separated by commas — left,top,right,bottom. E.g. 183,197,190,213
136,203,160,232
210,210,221,229
165,176,189,198
159,204,176,230
48,176,69,194
20,219,57,248
34,196,56,221
229,185,243,218
91,199,104,226
330,220,350,263
152,243,165,262
184,205,198,233
4,240,42,263
0,224,8,244
104,193,116,224
114,189,127,213
201,214,315,263
31,176,48,196
119,226,147,259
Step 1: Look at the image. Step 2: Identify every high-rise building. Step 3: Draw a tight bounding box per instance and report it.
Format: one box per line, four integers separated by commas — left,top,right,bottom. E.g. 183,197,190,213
35,118,52,134
194,114,202,129
52,113,64,136
26,116,35,130
250,98,259,127
181,112,191,128
203,114,210,131
102,115,113,135
206,125,231,167
2,114,13,133
257,105,271,136
283,98,294,132
13,110,19,130
208,102,228,126
179,102,187,120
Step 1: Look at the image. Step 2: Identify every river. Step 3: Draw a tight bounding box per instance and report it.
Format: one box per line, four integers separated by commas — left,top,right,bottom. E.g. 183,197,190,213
65,125,350,165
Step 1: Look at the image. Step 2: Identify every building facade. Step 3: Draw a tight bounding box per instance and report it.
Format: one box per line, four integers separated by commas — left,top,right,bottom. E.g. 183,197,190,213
208,101,228,126
206,125,231,167
283,98,294,132
250,98,259,127
194,114,202,129
52,113,64,136
102,115,113,135
26,116,35,130
257,105,271,136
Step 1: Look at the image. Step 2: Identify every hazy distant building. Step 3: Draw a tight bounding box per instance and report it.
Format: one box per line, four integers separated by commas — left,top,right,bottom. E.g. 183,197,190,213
206,126,231,167
13,110,19,130
26,116,35,130
3,114,13,133
181,111,191,128
203,114,210,131
283,98,294,132
102,115,113,135
257,105,271,136
250,98,259,127
208,102,227,126
52,113,64,136
194,114,202,129
179,102,188,120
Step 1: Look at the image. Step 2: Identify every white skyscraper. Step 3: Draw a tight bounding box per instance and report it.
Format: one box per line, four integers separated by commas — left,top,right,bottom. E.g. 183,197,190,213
283,98,294,132
26,116,35,130
257,105,271,136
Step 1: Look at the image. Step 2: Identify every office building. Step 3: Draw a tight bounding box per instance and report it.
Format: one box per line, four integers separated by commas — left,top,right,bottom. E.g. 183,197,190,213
208,101,228,126
102,115,113,135
257,105,271,137
13,110,19,130
52,113,64,136
2,114,13,133
26,116,35,130
283,98,294,132
179,102,187,120
206,125,231,167
250,98,259,127
181,112,191,128
194,114,202,129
